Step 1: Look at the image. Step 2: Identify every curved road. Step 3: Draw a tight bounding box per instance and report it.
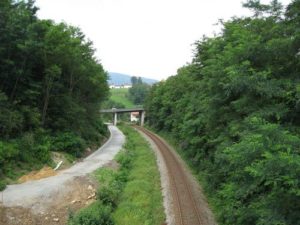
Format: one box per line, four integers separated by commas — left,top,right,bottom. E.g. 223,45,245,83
0,125,125,212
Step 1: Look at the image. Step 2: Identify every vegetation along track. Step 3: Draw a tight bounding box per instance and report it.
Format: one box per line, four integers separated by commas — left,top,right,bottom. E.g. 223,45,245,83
135,126,208,225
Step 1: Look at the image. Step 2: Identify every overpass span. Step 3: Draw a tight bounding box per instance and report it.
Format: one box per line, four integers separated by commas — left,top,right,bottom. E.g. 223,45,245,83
100,108,145,126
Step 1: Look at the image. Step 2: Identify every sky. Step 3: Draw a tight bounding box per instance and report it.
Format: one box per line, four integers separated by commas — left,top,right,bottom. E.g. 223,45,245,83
34,0,292,80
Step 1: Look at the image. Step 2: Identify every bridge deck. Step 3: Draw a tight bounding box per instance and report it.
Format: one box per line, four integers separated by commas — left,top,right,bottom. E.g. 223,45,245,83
100,108,144,113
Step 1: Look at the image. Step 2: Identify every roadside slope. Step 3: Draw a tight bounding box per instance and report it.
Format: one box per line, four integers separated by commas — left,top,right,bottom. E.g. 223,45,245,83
0,125,125,224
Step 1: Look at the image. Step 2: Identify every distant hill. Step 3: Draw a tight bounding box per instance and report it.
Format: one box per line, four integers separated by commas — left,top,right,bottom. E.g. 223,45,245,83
108,72,158,85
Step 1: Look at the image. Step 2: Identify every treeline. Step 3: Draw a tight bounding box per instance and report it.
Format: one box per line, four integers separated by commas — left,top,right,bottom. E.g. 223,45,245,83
145,1,300,224
128,76,150,105
0,0,108,188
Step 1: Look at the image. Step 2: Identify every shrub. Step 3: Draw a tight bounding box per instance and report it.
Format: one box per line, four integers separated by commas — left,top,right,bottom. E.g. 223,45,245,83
68,202,113,225
18,132,51,164
97,159,129,208
213,118,300,225
51,132,86,157
0,141,19,166
0,180,6,191
116,150,133,170
97,185,121,208
0,140,19,181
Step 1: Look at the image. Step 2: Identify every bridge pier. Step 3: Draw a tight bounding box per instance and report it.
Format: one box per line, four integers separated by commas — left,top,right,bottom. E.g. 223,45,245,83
140,111,145,126
113,112,118,126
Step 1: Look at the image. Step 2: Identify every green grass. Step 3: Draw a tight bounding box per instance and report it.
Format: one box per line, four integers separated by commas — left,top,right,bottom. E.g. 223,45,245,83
110,88,134,108
113,125,165,225
68,124,165,225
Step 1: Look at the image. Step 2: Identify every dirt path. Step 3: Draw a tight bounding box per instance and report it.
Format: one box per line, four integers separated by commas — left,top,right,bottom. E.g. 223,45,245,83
135,126,217,225
0,125,125,225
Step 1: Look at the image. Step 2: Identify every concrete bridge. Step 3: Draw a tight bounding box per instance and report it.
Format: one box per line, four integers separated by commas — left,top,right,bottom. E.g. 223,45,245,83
100,108,145,126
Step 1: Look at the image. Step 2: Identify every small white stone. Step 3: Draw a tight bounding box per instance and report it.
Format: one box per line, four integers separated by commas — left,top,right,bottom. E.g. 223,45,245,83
87,193,96,199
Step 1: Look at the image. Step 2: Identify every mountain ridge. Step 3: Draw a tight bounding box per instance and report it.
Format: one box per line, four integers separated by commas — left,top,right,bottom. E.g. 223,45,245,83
108,72,158,85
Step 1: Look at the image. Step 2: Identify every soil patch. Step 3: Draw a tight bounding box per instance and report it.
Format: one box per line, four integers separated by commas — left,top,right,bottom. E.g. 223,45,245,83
1,176,98,225
18,167,57,184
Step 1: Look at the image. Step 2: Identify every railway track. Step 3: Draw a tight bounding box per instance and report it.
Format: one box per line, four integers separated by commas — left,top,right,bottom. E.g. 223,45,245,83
135,126,205,225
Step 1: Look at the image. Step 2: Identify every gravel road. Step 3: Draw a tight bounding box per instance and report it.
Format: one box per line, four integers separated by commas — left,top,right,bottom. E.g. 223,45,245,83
0,125,125,213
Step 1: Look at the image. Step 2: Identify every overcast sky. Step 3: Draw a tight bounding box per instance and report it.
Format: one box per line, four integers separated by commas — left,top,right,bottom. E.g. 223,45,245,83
35,0,292,80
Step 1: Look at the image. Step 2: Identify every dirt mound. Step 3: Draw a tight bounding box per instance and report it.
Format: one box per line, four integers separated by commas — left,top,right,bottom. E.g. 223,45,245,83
1,176,98,225
18,167,57,184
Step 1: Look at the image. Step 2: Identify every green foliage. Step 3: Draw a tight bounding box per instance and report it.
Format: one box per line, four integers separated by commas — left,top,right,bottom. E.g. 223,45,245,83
113,125,165,225
18,131,51,164
0,180,6,191
116,150,133,170
0,92,23,138
0,140,18,181
0,130,52,187
214,117,300,224
51,132,86,157
68,125,164,225
0,0,109,139
145,1,300,224
102,88,135,122
68,202,113,225
0,0,109,187
95,159,129,208
109,88,134,108
98,185,121,209
0,141,18,166
128,77,150,105
130,76,143,85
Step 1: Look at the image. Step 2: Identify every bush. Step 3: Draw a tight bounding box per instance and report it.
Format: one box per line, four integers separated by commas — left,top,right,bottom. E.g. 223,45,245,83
94,118,108,136
0,141,19,166
0,180,6,191
0,140,19,181
213,118,300,225
51,132,86,157
0,92,24,138
18,132,51,164
97,156,129,208
116,152,131,170
98,185,121,208
68,202,113,225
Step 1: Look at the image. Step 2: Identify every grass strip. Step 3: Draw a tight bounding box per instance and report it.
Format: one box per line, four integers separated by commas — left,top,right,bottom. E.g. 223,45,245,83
110,88,134,108
68,124,165,225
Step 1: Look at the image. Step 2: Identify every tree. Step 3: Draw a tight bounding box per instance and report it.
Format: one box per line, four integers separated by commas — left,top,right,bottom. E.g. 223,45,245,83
128,77,150,105
0,0,109,186
145,1,300,224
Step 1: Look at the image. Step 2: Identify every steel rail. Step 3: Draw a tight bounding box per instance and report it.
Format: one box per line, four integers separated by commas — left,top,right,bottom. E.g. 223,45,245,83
135,126,204,225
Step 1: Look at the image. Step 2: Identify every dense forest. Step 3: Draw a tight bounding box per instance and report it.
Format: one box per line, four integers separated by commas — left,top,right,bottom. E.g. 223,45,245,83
145,0,300,224
0,0,109,189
